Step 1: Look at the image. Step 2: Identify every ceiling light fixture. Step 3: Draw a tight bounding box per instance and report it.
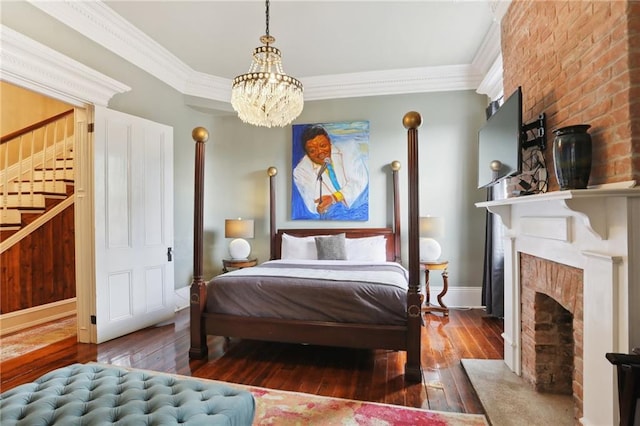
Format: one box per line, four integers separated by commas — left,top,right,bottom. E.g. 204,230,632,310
230,0,303,128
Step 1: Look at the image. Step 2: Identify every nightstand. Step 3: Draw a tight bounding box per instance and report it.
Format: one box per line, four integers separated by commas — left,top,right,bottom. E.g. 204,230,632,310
421,260,449,316
222,258,257,273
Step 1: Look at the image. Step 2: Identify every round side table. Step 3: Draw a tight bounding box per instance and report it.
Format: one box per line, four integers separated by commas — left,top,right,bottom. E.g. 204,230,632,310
222,258,257,273
421,260,449,316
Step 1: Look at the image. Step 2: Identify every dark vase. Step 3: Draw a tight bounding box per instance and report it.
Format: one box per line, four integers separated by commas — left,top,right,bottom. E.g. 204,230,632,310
552,124,592,190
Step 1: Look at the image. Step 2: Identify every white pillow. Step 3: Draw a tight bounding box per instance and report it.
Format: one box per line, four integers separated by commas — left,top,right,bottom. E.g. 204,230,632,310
345,235,387,262
281,233,318,260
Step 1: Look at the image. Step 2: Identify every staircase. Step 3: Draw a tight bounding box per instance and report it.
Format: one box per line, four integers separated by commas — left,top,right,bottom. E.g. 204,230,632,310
1,109,75,239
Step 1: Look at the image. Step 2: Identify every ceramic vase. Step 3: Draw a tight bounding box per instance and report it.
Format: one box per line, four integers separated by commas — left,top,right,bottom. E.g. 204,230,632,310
552,124,592,190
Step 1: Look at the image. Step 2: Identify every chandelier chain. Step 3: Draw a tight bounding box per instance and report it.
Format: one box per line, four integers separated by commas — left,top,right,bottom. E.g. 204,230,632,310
265,0,270,37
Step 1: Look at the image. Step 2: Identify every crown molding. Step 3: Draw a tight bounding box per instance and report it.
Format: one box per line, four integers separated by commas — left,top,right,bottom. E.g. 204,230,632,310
0,25,130,106
29,0,499,105
476,54,504,101
29,0,191,93
302,65,483,101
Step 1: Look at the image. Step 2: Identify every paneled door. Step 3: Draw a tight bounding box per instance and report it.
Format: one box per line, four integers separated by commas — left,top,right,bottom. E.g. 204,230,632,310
91,106,174,343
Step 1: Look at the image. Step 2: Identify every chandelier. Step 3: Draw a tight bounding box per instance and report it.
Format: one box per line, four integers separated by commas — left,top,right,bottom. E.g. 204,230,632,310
231,0,304,128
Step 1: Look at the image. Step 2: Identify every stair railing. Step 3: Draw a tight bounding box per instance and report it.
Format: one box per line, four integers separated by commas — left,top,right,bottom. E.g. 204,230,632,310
0,109,74,222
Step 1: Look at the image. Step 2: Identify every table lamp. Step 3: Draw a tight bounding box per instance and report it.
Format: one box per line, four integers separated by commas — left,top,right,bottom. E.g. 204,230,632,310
419,216,444,261
225,218,254,260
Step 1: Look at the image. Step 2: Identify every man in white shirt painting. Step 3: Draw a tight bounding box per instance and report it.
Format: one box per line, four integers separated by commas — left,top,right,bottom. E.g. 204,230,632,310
292,122,369,220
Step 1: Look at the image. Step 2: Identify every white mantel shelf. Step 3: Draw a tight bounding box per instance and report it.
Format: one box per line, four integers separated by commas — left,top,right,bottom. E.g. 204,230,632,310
475,185,640,426
476,187,640,240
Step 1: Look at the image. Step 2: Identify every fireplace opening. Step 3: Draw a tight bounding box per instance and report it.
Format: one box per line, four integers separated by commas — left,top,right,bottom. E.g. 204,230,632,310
526,293,573,393
520,253,584,422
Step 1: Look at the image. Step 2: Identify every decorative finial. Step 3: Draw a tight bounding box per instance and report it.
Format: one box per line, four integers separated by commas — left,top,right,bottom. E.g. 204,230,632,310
391,161,401,171
490,160,502,172
192,127,209,143
402,112,422,130
267,166,278,177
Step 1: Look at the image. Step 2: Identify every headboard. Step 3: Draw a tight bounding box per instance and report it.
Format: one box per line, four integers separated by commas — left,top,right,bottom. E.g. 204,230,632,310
274,228,397,262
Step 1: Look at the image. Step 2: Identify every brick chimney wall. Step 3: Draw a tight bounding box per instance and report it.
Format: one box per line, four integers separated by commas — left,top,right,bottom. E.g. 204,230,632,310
502,0,640,191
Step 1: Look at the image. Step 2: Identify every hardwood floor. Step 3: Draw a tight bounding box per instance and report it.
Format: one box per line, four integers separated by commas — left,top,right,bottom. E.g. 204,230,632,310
0,308,503,415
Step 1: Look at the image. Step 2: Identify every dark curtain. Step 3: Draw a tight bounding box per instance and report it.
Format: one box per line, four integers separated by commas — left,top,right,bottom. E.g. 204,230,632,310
482,183,504,317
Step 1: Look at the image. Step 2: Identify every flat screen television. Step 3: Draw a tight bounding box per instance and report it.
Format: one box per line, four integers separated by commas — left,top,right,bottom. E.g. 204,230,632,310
477,86,523,188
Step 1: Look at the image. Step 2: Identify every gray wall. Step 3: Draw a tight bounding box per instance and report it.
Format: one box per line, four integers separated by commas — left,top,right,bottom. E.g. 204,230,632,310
204,92,489,289
2,2,489,295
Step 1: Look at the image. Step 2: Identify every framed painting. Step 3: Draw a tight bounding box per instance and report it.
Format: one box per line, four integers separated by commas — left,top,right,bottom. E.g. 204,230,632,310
291,120,369,220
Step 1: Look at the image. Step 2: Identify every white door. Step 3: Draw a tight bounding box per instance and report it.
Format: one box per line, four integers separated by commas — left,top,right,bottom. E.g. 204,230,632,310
92,106,174,343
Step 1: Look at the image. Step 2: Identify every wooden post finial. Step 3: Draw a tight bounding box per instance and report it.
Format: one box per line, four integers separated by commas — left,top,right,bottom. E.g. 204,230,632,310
403,112,422,130
192,127,209,143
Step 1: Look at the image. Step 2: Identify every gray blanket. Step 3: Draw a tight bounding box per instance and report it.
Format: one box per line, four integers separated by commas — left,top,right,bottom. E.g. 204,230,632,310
206,260,408,325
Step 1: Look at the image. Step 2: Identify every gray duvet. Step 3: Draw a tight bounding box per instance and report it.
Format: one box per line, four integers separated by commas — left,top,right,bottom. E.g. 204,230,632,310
205,260,409,325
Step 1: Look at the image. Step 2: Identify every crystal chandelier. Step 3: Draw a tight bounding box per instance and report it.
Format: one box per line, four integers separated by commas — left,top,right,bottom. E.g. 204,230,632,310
231,0,304,128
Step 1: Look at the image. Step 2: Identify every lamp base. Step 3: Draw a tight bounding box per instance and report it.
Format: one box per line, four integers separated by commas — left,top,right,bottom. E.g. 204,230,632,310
229,238,251,260
420,237,441,262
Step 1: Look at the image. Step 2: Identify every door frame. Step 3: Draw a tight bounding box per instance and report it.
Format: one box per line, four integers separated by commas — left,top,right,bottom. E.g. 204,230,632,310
1,26,131,343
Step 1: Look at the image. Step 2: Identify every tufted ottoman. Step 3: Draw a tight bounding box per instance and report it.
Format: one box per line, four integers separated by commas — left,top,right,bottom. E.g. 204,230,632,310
0,363,255,425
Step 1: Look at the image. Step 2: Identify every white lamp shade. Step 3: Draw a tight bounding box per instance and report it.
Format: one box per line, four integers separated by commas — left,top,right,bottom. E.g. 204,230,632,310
420,237,442,262
225,219,254,239
419,216,444,238
229,238,251,259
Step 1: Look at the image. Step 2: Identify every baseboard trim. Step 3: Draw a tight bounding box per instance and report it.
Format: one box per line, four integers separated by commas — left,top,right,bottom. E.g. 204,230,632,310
175,286,190,312
0,298,76,336
427,286,483,308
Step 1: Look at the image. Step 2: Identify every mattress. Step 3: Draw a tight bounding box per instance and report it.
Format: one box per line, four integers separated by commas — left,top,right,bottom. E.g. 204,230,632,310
0,363,255,426
206,260,409,325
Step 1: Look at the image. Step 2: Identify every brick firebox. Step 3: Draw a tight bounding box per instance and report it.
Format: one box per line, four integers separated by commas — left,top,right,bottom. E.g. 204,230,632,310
520,253,584,422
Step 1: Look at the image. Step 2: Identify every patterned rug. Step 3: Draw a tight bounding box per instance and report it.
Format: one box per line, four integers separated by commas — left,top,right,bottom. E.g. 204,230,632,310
0,316,76,362
91,364,488,425
247,385,489,425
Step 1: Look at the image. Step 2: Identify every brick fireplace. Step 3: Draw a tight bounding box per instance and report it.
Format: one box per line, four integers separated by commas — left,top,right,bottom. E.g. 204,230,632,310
478,188,640,425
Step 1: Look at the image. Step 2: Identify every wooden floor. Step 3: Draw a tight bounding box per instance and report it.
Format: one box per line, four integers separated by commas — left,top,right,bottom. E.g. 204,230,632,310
1,308,503,414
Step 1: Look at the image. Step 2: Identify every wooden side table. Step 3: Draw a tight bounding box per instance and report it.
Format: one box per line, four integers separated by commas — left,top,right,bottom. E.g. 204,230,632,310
421,260,449,316
222,258,257,273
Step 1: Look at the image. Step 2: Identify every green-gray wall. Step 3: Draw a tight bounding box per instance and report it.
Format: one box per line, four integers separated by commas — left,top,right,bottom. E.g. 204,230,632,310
2,1,489,299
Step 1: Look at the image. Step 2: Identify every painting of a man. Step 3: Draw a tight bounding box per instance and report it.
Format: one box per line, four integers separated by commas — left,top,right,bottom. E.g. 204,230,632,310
292,121,369,220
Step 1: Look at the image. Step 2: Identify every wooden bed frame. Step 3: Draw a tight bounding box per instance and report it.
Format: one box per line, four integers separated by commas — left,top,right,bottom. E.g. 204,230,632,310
188,114,424,382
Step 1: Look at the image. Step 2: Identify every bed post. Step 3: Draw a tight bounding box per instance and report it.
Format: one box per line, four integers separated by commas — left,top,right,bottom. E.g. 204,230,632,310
403,112,423,382
189,127,209,359
391,160,402,263
268,167,277,260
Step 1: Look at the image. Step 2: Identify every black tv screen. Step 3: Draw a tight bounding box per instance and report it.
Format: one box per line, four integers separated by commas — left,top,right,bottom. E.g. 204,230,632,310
477,87,522,188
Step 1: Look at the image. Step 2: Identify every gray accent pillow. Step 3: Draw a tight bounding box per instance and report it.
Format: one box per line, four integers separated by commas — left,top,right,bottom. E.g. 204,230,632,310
315,234,347,260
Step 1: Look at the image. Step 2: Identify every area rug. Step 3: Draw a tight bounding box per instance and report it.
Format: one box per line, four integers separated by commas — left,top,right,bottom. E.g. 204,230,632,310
99,363,488,425
247,385,489,426
0,316,76,362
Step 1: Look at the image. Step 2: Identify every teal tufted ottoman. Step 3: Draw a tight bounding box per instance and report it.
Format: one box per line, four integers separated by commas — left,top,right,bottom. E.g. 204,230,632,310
0,363,255,425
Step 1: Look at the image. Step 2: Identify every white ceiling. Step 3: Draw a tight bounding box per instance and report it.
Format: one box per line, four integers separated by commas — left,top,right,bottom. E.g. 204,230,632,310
104,1,498,81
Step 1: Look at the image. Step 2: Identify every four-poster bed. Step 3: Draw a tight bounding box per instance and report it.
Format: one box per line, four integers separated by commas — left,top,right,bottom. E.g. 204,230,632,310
189,112,424,382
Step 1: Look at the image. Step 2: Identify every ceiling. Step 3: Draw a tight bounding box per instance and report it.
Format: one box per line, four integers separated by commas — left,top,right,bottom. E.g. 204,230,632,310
104,1,498,81
15,1,506,107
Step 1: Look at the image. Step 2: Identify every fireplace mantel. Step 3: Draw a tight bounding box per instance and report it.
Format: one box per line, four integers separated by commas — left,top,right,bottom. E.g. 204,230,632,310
478,187,640,240
476,186,640,426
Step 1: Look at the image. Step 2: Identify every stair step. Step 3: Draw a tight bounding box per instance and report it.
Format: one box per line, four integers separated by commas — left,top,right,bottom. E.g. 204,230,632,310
0,209,21,229
2,194,46,209
32,169,74,181
2,181,68,195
